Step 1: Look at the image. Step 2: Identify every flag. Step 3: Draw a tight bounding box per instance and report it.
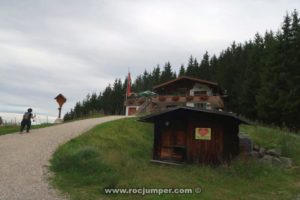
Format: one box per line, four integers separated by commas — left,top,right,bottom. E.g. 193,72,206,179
127,72,131,97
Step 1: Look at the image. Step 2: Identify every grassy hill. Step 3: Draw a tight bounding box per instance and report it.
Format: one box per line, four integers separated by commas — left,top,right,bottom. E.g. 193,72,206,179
49,118,300,200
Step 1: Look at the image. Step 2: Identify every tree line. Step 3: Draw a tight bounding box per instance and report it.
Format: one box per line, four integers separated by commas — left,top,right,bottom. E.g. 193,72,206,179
64,10,300,131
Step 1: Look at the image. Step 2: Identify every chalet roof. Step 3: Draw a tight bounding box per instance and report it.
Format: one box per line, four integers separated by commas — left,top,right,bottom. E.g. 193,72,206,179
153,76,219,90
139,106,250,124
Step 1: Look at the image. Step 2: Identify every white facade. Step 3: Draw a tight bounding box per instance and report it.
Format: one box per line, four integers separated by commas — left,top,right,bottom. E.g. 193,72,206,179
186,83,213,108
189,83,213,96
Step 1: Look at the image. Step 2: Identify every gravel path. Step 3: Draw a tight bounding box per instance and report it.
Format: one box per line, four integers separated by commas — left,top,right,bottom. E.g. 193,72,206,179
0,116,126,200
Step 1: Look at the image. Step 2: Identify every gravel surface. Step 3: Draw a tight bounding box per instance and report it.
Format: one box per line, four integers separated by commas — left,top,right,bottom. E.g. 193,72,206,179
0,116,126,200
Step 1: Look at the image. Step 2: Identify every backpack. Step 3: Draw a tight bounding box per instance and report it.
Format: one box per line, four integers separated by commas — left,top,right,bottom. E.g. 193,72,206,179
23,112,31,120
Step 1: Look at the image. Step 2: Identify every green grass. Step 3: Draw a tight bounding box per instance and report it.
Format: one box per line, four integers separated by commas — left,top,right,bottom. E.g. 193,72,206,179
0,123,55,136
49,118,300,200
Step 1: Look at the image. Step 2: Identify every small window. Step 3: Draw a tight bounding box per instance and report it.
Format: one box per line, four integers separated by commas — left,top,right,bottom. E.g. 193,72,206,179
178,88,187,95
195,103,207,109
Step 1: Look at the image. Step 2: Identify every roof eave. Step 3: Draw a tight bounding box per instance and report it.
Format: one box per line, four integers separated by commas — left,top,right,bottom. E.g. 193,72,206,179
139,106,251,125
153,76,219,90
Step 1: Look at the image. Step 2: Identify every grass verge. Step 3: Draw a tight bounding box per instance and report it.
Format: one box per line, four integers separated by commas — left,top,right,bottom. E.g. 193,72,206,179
49,118,300,200
0,123,55,136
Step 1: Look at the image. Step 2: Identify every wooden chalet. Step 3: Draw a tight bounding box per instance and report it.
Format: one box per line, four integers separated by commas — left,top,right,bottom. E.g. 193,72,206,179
139,106,248,165
125,76,226,115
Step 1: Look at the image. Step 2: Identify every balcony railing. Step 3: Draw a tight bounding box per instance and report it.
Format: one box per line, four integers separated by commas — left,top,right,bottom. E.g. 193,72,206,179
151,95,210,103
125,95,224,109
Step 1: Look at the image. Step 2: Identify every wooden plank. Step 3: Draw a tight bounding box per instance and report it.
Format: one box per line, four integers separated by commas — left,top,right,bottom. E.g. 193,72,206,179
150,159,183,166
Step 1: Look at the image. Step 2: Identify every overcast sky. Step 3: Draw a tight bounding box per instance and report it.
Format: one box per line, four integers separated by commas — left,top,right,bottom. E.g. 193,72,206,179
0,0,299,117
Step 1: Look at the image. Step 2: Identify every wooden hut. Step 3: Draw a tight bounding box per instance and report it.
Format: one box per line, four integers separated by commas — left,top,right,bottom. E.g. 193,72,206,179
139,106,248,165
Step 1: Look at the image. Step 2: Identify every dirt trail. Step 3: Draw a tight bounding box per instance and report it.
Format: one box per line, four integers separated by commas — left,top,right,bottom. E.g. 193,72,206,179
0,116,126,200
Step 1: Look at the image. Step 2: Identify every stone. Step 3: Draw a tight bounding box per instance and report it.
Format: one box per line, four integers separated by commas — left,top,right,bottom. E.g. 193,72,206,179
259,147,266,158
54,118,63,124
293,194,300,200
239,135,253,154
249,151,260,159
279,157,293,168
272,157,282,167
261,155,273,164
266,148,281,157
253,144,260,151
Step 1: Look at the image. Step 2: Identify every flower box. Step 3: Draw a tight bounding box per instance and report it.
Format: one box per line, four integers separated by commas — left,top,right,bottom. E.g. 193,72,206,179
172,96,179,101
200,95,209,101
186,96,193,101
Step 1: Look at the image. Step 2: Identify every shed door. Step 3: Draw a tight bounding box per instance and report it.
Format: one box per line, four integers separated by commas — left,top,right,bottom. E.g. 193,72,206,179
160,120,187,162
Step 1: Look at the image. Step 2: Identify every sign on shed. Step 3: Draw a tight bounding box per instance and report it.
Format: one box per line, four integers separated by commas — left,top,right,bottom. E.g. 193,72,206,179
195,128,211,140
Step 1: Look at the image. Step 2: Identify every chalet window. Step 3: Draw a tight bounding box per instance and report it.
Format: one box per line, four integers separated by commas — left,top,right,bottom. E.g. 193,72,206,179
195,103,207,109
194,90,207,96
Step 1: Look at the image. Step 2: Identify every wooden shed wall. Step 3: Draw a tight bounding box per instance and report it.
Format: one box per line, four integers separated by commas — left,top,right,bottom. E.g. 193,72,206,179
185,119,224,164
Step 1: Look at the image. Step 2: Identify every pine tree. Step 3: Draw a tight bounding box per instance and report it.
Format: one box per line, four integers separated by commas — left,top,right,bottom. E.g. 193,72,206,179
152,65,161,86
160,62,175,83
142,70,151,91
111,79,124,115
199,51,210,80
179,64,186,77
185,55,195,77
209,55,218,81
284,10,300,129
238,33,264,119
101,85,113,114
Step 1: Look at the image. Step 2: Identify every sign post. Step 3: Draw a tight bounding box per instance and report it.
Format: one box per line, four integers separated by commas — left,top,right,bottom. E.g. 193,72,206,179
54,94,67,123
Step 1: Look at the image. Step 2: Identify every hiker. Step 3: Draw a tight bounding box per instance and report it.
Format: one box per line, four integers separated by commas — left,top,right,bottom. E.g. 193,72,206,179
20,108,34,133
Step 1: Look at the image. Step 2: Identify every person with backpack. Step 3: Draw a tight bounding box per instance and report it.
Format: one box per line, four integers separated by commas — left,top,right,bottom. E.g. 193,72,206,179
20,108,34,133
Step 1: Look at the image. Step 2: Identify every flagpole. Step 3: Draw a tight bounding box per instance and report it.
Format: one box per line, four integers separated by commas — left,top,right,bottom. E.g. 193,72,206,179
124,82,128,116
124,68,130,116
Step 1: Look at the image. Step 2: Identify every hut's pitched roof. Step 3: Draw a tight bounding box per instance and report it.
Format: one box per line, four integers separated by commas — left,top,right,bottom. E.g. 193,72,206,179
139,106,250,124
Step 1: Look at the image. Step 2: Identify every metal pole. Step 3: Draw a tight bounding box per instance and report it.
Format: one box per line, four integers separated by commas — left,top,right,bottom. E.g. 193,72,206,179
58,107,62,119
